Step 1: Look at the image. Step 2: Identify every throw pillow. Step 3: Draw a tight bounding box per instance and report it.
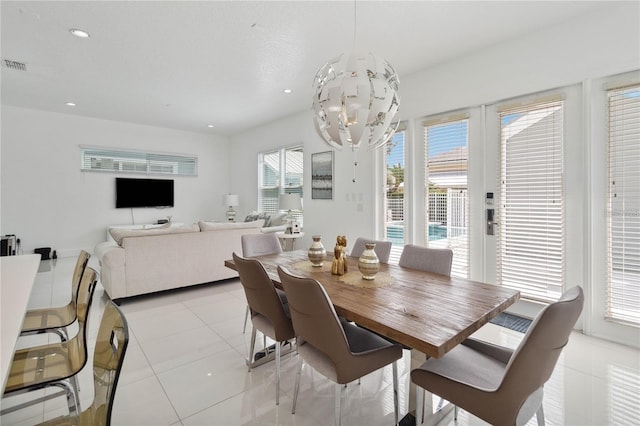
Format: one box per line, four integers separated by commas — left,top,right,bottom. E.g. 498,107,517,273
267,213,287,227
244,210,259,222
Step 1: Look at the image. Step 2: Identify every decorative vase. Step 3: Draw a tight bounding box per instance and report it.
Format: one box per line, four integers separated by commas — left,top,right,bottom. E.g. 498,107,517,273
358,243,380,280
308,235,327,267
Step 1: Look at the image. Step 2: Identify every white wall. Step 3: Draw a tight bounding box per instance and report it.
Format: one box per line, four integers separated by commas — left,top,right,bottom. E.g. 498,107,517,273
229,3,639,253
1,106,230,255
228,108,378,250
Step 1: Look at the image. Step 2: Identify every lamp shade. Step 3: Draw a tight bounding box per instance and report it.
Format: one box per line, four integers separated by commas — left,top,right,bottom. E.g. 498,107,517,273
223,194,239,207
279,193,302,211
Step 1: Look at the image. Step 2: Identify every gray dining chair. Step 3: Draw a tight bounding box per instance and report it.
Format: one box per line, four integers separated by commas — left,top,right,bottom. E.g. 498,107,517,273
398,244,453,276
349,237,393,264
241,232,283,333
411,286,584,426
277,266,403,426
233,252,294,405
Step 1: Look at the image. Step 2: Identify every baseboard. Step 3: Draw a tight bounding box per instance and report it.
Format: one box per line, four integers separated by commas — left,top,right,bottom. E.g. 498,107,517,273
50,248,83,259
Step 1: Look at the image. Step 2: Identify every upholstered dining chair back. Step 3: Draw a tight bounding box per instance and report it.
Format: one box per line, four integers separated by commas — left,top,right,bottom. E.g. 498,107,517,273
278,266,402,384
399,244,453,276
349,237,393,264
411,286,584,426
277,266,353,380
232,253,293,341
278,266,402,425
233,252,294,406
240,232,283,334
499,286,584,420
241,233,282,257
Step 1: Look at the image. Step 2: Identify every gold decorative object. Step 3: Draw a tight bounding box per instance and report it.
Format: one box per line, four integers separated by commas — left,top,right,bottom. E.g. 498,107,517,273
331,235,348,275
308,235,327,267
358,242,380,280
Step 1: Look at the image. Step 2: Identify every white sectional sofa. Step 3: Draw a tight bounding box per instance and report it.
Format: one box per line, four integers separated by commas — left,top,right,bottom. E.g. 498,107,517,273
94,220,264,302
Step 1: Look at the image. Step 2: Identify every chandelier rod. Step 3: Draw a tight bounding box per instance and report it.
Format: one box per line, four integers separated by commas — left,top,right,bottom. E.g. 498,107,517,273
353,0,357,52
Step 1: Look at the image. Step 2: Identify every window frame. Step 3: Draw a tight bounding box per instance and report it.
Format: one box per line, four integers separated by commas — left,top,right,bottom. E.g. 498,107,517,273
258,145,304,223
80,146,197,176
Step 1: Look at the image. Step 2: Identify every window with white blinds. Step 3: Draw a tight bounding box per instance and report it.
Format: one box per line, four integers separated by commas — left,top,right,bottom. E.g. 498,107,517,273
383,128,406,263
81,147,197,176
607,84,640,326
258,146,304,223
424,115,469,278
498,98,564,302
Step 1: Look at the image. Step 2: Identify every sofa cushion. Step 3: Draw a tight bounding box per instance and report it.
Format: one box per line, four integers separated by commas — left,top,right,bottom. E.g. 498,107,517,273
244,211,260,222
109,223,200,246
198,219,265,231
267,212,288,227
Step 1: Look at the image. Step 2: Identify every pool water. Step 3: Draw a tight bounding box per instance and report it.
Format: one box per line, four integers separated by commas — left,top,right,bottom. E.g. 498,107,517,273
386,223,447,244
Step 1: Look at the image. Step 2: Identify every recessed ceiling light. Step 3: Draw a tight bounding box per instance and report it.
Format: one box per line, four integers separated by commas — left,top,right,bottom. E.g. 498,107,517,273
283,89,293,94
69,28,90,38
64,102,76,107
207,124,215,128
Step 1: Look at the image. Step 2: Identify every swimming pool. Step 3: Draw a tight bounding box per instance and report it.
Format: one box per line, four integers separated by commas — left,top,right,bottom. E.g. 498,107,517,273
386,223,448,244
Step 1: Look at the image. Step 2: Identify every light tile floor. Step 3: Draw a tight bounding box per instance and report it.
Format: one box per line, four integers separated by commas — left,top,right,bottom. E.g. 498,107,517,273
2,256,639,426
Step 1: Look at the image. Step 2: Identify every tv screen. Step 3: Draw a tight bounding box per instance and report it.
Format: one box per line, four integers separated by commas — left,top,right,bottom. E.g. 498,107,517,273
116,178,174,208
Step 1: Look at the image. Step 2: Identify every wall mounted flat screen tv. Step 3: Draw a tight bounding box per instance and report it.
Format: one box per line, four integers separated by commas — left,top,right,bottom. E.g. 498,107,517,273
116,178,174,208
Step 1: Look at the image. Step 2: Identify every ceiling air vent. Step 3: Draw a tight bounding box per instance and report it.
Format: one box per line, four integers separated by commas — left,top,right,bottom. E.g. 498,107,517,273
2,59,27,71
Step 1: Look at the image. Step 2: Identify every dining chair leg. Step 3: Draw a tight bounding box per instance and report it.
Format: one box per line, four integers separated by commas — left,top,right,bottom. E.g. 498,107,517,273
415,385,424,426
70,376,81,414
454,405,459,420
275,341,281,405
292,356,303,414
392,361,399,426
242,305,249,333
248,327,257,372
536,405,545,426
334,382,342,426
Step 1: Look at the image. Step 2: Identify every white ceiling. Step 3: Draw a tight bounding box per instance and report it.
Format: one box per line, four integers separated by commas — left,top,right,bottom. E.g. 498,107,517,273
1,1,614,136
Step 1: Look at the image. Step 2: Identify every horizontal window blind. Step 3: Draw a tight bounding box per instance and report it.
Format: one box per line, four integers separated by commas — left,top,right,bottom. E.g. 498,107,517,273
284,147,304,225
498,99,564,302
259,146,304,224
81,147,197,176
259,150,281,214
607,84,640,326
425,117,469,278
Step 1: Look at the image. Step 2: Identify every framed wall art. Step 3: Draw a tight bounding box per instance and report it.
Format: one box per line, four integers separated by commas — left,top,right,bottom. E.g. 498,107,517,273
311,151,333,200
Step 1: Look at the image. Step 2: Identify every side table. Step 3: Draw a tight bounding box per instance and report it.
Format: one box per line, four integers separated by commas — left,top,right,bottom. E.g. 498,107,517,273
276,231,305,252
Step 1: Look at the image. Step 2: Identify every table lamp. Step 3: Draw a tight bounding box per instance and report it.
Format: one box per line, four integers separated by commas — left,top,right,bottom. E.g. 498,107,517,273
224,194,239,222
279,193,302,233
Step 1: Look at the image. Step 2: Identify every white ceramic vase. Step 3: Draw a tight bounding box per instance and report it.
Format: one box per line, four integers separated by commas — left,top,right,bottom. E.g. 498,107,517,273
358,242,379,280
308,235,327,267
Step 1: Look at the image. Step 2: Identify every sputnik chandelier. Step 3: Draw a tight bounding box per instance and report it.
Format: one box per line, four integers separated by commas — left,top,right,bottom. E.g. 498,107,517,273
312,53,400,151
311,2,400,182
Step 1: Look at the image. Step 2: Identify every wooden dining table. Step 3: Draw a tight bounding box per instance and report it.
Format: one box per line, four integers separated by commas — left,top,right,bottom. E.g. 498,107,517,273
225,250,520,359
